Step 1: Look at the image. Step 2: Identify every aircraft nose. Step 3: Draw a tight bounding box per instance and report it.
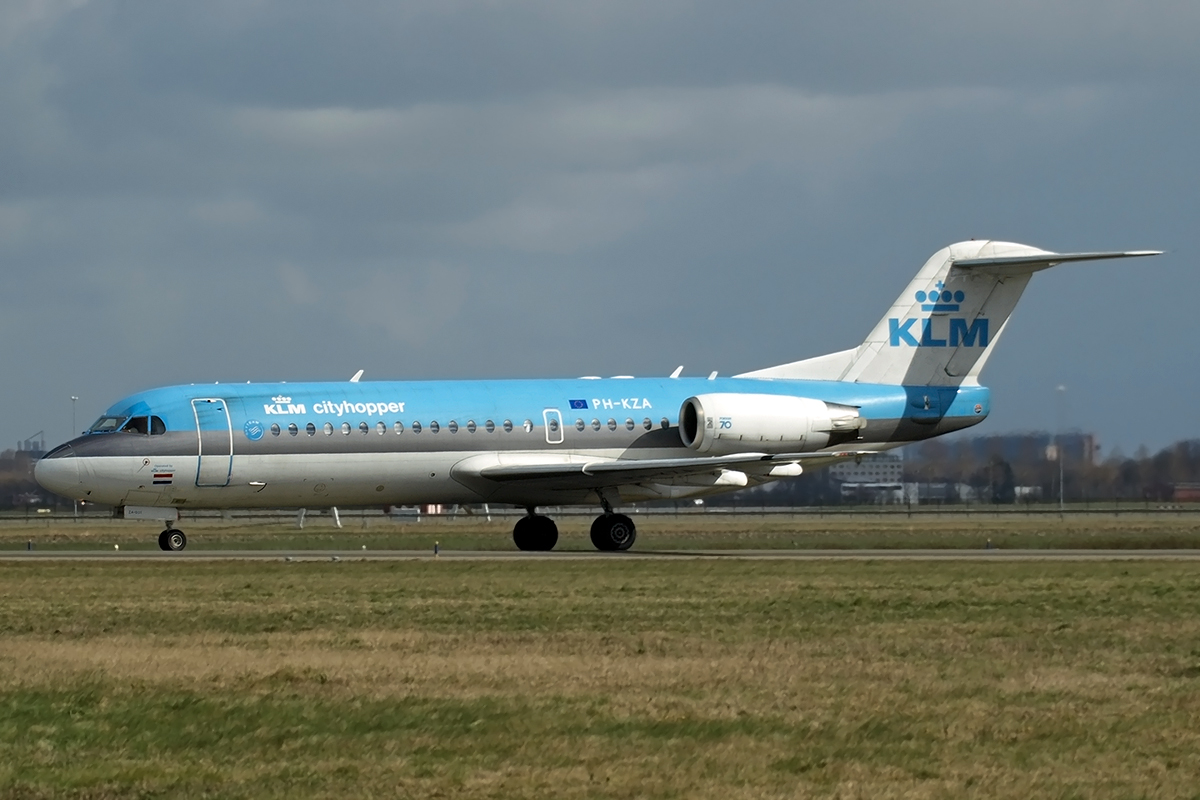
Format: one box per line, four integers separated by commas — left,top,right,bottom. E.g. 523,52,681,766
35,445,82,499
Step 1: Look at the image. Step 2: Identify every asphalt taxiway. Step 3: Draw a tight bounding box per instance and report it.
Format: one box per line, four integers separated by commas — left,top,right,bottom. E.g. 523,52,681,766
3,549,1200,561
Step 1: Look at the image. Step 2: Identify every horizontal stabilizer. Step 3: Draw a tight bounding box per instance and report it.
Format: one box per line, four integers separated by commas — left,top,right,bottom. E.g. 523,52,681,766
954,250,1162,274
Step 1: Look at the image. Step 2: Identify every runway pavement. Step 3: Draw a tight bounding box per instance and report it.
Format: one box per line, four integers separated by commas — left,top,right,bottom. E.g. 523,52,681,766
3,549,1200,561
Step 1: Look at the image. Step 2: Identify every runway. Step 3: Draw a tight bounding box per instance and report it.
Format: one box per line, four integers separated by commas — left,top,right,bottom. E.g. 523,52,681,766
3,549,1200,561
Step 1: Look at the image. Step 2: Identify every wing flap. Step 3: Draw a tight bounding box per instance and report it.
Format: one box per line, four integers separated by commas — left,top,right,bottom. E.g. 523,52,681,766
474,451,871,488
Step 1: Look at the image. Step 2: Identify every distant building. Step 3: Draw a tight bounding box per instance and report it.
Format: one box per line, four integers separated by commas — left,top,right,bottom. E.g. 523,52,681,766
828,452,904,504
1,447,44,478
1174,483,1200,503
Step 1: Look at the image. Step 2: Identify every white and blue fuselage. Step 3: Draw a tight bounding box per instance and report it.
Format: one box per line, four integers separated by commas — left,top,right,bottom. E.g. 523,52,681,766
38,376,988,510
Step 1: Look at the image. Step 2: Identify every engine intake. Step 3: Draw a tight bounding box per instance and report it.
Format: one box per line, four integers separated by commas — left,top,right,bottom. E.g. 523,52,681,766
679,393,864,455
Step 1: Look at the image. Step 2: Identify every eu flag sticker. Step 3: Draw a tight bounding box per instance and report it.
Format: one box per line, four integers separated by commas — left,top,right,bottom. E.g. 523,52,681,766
569,399,589,410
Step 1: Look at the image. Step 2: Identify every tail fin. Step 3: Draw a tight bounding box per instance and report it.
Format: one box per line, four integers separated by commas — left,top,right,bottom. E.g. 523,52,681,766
739,241,1161,385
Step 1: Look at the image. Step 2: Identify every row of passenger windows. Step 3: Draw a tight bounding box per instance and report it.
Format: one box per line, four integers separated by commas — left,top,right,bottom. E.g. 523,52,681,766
267,417,672,437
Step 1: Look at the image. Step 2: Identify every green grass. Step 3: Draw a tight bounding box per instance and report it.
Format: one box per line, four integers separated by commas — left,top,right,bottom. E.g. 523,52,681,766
1,560,1199,798
2,510,1200,551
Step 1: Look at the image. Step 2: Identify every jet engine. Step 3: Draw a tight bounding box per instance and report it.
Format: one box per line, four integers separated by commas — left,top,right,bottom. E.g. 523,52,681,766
678,393,865,455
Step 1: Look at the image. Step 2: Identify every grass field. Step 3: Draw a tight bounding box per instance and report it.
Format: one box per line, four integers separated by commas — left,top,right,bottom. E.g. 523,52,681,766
3,509,1200,551
2,558,1199,798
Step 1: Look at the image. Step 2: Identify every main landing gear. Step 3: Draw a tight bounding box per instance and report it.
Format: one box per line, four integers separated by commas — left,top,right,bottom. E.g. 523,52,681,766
589,492,636,551
157,527,187,551
589,513,636,552
512,510,559,551
511,494,637,552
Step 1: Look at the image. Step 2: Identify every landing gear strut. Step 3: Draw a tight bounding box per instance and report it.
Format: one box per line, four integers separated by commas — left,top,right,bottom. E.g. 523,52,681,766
158,528,187,551
512,509,558,551
589,490,636,551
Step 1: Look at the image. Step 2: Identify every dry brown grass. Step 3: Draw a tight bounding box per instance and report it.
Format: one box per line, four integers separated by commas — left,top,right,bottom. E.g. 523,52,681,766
1,561,1199,798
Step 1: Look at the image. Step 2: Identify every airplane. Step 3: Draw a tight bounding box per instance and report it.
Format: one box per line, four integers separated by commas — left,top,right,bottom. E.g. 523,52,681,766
35,240,1160,552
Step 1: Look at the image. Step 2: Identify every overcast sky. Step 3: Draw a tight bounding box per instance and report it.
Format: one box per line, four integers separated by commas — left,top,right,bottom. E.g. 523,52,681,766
2,1,1196,457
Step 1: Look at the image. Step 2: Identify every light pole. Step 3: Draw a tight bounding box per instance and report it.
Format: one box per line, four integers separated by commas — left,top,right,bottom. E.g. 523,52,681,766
1056,385,1066,513
70,396,80,519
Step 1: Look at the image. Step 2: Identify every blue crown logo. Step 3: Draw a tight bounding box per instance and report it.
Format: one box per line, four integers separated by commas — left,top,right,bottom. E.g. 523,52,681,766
915,282,965,312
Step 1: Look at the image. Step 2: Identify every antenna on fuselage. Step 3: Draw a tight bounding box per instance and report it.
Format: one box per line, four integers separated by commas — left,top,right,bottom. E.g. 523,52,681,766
349,369,364,383
670,366,683,378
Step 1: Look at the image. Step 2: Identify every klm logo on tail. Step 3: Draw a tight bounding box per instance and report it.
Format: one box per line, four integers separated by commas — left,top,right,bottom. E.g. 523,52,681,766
888,283,988,348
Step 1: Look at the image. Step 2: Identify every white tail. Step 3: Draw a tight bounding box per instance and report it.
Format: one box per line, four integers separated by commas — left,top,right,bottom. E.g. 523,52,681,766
740,241,1161,386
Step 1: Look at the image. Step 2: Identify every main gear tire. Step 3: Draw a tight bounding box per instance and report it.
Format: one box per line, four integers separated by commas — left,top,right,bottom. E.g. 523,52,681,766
589,514,636,551
513,515,559,551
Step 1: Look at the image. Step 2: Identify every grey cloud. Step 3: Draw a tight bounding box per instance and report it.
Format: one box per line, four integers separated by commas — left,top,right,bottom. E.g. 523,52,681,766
0,1,1196,454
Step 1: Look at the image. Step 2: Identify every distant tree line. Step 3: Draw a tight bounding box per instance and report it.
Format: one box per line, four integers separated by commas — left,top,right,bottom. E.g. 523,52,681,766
708,435,1200,507
904,435,1200,504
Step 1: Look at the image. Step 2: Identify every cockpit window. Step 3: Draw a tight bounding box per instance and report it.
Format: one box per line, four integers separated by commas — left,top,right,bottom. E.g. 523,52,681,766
88,416,128,433
89,414,166,435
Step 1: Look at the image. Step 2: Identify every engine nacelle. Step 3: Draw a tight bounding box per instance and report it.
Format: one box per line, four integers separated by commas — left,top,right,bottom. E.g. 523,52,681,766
678,393,864,455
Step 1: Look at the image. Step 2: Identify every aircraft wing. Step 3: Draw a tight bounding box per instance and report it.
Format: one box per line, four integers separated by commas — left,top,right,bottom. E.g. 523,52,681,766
473,450,870,489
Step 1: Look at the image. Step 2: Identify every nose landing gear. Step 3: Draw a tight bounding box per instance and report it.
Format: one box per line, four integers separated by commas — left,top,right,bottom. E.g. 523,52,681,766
157,528,187,551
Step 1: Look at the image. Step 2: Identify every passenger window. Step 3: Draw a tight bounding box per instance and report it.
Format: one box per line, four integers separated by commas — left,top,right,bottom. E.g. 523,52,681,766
467,420,477,433
643,418,652,430
288,423,298,436
503,419,513,433
591,419,601,431
271,423,281,436
150,416,166,435
430,421,440,433
607,419,617,431
625,418,634,431
548,418,559,432
394,421,404,434
341,422,351,435
485,420,495,433
376,421,386,435
306,422,316,436
412,421,422,434
523,419,533,433
661,417,670,429
359,422,369,435
448,420,459,433
575,419,585,431
324,422,334,435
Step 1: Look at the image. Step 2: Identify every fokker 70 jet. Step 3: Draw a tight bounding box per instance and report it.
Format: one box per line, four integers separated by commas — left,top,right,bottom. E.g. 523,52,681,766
35,241,1159,551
